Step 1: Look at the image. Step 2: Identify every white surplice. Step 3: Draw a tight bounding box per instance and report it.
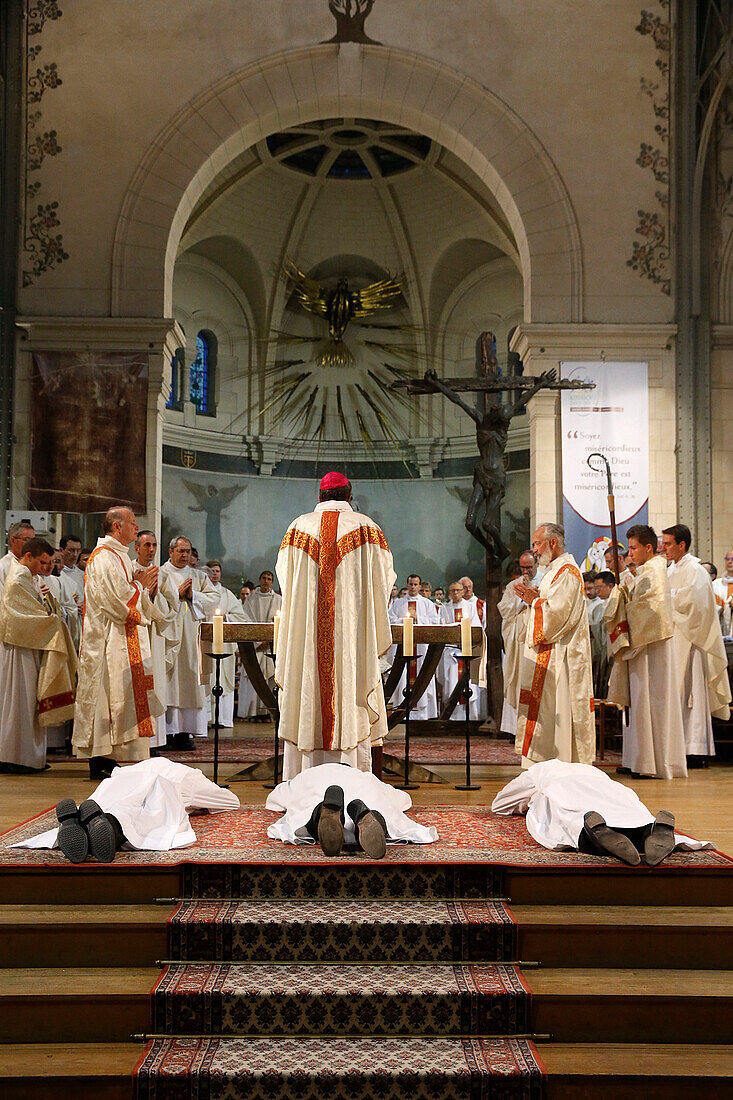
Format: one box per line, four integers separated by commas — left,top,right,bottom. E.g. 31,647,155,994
265,762,438,846
388,593,439,720
515,553,595,768
72,536,165,763
129,558,180,749
275,501,395,780
11,758,240,851
58,565,85,650
668,554,731,756
498,582,529,740
491,760,711,851
437,598,482,720
0,552,20,596
159,561,220,739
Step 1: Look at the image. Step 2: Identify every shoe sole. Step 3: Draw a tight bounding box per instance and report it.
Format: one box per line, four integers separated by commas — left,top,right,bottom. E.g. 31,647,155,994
317,805,344,857
79,800,116,863
645,810,676,867
356,812,386,860
56,799,88,864
583,811,641,866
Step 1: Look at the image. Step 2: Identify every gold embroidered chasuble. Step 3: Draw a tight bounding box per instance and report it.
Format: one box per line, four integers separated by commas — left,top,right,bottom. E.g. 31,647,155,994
515,552,595,766
72,536,165,761
275,501,395,758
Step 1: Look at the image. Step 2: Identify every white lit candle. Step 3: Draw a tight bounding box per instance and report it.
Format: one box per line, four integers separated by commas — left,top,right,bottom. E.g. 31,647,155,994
403,613,414,657
460,612,472,656
273,610,281,655
212,608,224,654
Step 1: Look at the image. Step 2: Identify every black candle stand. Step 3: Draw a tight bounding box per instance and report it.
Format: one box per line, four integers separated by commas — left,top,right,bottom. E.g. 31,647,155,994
396,650,419,791
453,653,481,792
207,652,229,789
262,648,281,790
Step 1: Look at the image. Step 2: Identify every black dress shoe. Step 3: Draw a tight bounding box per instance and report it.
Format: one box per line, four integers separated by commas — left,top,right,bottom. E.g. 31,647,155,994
173,733,196,751
582,811,641,866
644,810,676,866
615,766,632,775
56,799,88,863
88,757,117,781
79,800,117,863
317,785,345,856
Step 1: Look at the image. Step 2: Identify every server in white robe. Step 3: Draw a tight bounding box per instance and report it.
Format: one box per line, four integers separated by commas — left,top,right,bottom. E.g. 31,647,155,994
11,758,241,855
388,574,439,720
459,575,488,718
132,530,180,750
72,510,168,779
514,524,595,768
205,560,247,731
0,541,76,772
0,520,35,596
236,583,259,719
492,759,711,860
275,471,395,779
36,556,73,751
159,535,220,748
663,525,731,759
712,549,733,634
242,570,282,718
266,762,438,847
58,535,85,650
498,572,529,740
605,524,687,779
589,571,614,699
438,583,483,720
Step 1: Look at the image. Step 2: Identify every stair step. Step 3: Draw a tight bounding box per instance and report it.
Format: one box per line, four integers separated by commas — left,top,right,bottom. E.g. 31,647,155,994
0,968,157,1043
0,905,169,967
151,962,531,1036
514,904,733,968
133,1036,546,1099
169,898,517,962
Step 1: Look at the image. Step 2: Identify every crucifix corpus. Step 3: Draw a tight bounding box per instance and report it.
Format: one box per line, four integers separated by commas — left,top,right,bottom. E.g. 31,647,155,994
392,332,594,729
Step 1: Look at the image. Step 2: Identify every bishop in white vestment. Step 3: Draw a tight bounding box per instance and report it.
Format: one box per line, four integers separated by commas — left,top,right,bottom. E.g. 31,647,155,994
663,528,731,758
388,577,439,720
605,526,687,779
275,472,395,780
72,511,166,776
515,525,595,768
159,536,220,745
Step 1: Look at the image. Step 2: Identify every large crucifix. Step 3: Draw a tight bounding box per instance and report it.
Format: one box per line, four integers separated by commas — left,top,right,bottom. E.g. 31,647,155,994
393,333,593,728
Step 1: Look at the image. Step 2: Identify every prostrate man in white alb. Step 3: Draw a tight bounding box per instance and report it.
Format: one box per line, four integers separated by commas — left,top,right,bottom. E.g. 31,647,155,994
438,580,483,721
58,534,84,649
0,539,76,773
72,508,166,780
662,524,731,763
497,558,532,740
712,549,733,634
205,559,246,731
605,524,687,779
0,520,35,595
514,523,595,768
242,570,282,720
388,573,439,720
275,471,395,779
492,760,711,867
131,530,179,752
159,536,220,751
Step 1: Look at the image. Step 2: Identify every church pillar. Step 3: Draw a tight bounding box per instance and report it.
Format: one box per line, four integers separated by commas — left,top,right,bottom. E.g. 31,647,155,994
512,323,677,540
13,317,183,541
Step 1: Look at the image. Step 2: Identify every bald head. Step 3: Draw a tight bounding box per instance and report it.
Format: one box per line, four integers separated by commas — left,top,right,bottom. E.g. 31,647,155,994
103,507,138,546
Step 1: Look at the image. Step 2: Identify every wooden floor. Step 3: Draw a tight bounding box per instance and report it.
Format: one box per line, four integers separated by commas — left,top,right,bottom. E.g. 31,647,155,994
1,725,732,853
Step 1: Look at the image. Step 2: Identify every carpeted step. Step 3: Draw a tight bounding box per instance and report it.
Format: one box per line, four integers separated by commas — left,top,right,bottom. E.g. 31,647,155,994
168,898,517,963
151,962,531,1037
133,1036,545,1100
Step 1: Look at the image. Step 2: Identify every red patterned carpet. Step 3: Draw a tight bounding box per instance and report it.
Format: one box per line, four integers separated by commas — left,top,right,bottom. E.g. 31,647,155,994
0,803,728,870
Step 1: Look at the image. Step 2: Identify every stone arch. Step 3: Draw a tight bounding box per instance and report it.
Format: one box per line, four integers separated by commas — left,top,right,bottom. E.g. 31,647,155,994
717,231,733,323
112,44,583,323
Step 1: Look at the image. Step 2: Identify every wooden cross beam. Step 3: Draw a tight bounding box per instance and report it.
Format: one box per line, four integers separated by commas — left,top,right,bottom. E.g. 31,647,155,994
392,375,595,395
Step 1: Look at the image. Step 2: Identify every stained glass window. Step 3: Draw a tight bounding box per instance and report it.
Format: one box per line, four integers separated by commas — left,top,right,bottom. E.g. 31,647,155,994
189,333,210,414
166,348,183,409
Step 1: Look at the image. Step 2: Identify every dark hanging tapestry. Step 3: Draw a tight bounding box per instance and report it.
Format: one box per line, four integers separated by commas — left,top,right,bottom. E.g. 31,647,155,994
30,350,148,513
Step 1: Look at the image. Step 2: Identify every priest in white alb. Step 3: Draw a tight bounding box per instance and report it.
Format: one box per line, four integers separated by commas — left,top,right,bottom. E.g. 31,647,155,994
159,536,220,750
388,573,439,720
0,539,77,773
275,471,395,779
0,520,35,595
58,534,85,650
205,559,247,731
242,569,282,719
712,548,733,634
72,508,165,780
662,524,731,761
514,523,595,768
438,580,483,720
497,553,535,739
131,530,180,751
605,524,687,779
